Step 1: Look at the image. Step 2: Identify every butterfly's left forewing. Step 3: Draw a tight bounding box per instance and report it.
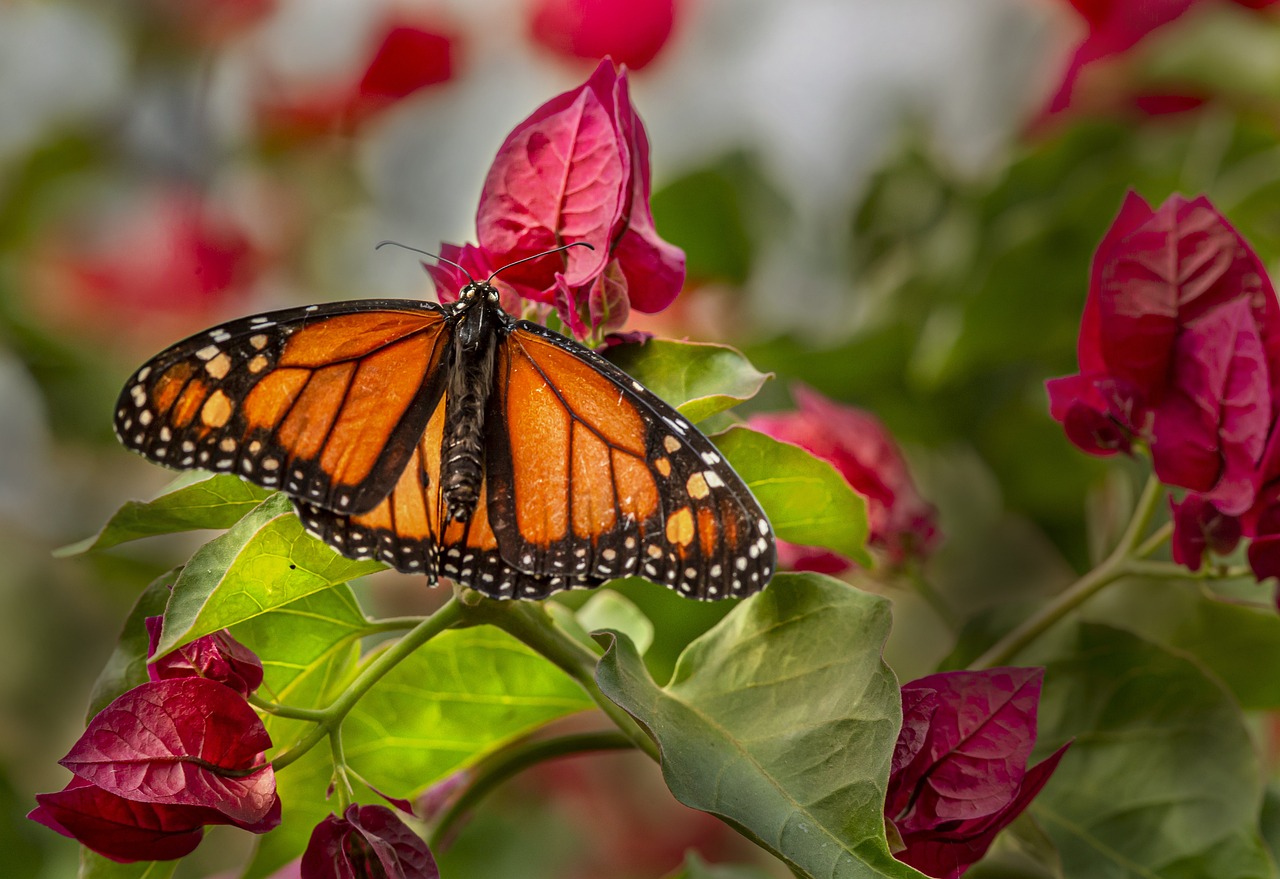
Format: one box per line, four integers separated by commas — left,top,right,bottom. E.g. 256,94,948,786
485,323,775,600
114,301,451,514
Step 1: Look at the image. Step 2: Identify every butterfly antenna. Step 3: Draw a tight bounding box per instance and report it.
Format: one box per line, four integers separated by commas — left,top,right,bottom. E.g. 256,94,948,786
375,240,477,284
485,242,595,284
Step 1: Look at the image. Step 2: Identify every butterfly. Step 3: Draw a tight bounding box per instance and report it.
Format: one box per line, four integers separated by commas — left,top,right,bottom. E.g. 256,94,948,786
113,254,775,601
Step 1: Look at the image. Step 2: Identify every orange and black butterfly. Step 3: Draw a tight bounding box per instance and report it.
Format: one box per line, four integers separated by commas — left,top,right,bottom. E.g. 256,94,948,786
114,265,775,601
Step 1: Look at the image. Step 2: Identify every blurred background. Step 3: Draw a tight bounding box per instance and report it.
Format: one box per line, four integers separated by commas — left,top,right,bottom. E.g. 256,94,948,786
4,0,1280,876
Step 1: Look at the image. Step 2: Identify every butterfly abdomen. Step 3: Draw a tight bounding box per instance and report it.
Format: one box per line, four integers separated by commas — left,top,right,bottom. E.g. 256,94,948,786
440,321,498,522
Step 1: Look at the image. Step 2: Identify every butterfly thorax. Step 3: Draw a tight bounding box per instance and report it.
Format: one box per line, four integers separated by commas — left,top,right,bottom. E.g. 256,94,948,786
440,282,508,523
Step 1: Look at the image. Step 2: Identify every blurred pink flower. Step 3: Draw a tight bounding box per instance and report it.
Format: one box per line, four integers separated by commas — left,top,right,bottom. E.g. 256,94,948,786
28,186,263,345
1046,0,1280,117
256,18,457,139
529,0,677,70
748,385,939,572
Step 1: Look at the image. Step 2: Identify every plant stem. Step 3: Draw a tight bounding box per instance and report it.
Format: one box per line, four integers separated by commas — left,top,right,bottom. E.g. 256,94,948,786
428,730,634,850
271,598,464,772
458,594,661,762
248,694,327,721
970,474,1166,669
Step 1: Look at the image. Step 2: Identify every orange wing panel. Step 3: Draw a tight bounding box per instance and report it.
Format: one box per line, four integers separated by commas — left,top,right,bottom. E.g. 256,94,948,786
242,368,311,432
571,423,617,538
280,311,444,367
513,335,646,456
611,449,658,523
318,331,438,487
505,352,571,545
151,363,194,417
276,363,356,463
170,378,209,428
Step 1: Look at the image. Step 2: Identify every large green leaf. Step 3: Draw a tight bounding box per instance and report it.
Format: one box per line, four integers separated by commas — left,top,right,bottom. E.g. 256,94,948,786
57,474,270,556
1083,578,1280,711
597,573,925,879
1030,624,1275,879
344,626,594,795
230,583,367,745
714,426,872,567
155,493,384,655
249,623,593,877
606,339,771,423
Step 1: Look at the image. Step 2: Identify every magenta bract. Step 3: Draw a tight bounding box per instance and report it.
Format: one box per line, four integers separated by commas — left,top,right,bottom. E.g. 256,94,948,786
33,677,280,861
30,776,210,863
145,616,264,697
1048,192,1280,516
886,668,1069,879
430,59,684,340
59,678,278,825
302,804,439,879
748,384,939,570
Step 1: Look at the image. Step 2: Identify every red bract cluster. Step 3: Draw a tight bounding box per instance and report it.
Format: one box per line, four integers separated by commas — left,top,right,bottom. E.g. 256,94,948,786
29,628,278,862
145,615,265,697
33,187,261,336
1048,192,1280,585
529,0,677,70
257,18,456,139
748,385,939,573
426,59,685,342
1046,0,1280,117
301,804,438,879
886,668,1069,879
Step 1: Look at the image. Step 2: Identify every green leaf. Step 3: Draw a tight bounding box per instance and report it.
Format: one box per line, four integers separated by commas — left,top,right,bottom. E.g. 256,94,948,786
344,626,594,794
156,493,384,655
56,474,270,556
1030,623,1275,879
231,583,367,743
250,623,592,877
86,569,177,719
605,339,771,423
80,851,177,879
714,426,872,567
597,573,926,879
577,591,654,655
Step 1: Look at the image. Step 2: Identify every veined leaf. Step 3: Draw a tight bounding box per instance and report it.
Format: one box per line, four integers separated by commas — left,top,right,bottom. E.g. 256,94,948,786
1031,624,1275,879
715,426,871,567
57,474,270,556
248,626,594,878
606,339,771,423
597,573,925,879
156,494,383,655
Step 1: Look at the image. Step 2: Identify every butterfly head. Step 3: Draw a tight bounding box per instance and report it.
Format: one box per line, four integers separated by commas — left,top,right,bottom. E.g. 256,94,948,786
459,280,501,306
